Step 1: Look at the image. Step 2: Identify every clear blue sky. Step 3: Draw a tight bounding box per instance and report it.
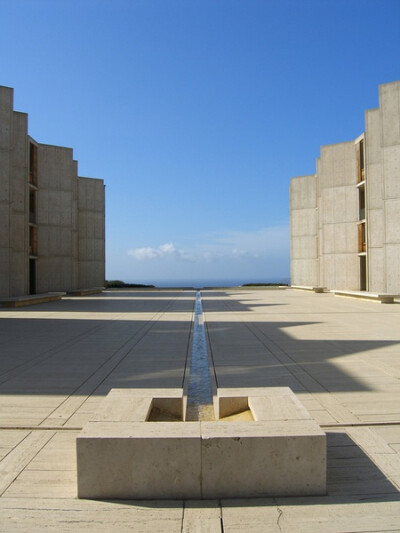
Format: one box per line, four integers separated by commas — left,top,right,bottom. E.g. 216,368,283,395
2,0,399,285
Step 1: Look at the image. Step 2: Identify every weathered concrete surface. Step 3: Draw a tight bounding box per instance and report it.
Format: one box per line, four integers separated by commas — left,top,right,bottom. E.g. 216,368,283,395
77,387,325,499
1,288,400,530
0,85,105,298
291,81,400,295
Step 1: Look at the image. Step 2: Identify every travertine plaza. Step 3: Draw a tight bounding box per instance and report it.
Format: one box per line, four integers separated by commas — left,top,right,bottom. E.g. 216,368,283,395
1,81,400,531
290,81,400,294
1,288,400,531
0,86,105,300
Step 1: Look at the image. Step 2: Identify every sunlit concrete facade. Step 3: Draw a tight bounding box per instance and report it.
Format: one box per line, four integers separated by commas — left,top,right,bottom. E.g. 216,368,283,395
0,86,105,298
290,81,400,293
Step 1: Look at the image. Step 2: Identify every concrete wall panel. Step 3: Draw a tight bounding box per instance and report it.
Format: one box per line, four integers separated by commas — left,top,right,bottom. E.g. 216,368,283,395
385,244,400,294
367,209,384,248
365,109,382,165
366,163,384,210
0,87,13,148
290,209,317,237
290,259,318,287
368,248,384,292
290,175,317,209
0,249,10,296
385,199,400,244
291,236,317,260
9,110,28,296
290,175,318,286
77,178,105,288
380,82,400,147
383,145,400,199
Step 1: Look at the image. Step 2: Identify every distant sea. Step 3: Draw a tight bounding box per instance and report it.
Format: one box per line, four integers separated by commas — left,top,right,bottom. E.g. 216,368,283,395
123,277,290,289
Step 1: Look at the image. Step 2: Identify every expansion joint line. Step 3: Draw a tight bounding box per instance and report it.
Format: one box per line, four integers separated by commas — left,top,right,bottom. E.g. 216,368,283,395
276,505,283,532
42,293,186,426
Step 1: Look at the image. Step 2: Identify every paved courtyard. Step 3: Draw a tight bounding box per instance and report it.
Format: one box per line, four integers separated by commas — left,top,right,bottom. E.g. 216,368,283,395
1,288,400,531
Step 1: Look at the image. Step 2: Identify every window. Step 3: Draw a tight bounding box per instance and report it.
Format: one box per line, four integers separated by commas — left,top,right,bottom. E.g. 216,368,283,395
358,222,366,253
357,139,365,183
29,225,37,256
29,190,36,223
29,143,38,185
358,185,366,221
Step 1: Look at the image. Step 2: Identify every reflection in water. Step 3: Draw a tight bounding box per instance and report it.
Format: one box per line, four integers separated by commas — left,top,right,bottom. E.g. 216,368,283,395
186,292,215,421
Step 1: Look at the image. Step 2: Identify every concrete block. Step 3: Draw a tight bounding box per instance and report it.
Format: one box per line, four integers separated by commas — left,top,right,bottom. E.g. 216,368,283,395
201,420,326,498
77,421,202,499
248,394,312,421
77,387,326,499
332,290,396,303
90,388,185,423
218,396,249,419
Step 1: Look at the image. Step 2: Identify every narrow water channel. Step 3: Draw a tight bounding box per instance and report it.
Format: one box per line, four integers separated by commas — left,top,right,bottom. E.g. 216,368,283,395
185,291,215,421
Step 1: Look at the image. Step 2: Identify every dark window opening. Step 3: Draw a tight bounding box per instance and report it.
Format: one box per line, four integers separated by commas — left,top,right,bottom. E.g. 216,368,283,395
358,222,366,253
358,186,366,220
29,143,38,186
29,259,36,295
29,226,37,256
29,190,36,224
360,255,367,291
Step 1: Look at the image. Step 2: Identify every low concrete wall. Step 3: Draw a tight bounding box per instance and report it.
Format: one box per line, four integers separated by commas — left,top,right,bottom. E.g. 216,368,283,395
77,387,326,499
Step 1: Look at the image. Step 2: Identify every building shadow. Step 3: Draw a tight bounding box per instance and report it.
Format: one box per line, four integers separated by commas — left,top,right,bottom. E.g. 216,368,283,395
98,432,400,510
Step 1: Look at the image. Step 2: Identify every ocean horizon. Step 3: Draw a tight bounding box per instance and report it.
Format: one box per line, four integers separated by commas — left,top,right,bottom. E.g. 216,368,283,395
121,277,291,288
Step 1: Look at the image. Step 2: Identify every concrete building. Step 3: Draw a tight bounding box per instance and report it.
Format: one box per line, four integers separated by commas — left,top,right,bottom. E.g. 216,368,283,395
0,86,105,298
290,80,400,294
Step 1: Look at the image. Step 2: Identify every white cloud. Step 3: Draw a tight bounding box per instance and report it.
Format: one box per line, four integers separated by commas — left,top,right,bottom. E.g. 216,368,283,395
159,243,176,254
128,242,194,262
118,224,290,282
127,225,289,265
128,247,159,260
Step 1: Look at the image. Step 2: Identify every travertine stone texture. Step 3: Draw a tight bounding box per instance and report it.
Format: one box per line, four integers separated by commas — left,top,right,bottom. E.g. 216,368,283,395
2,289,400,530
77,386,326,499
77,421,202,499
201,420,326,498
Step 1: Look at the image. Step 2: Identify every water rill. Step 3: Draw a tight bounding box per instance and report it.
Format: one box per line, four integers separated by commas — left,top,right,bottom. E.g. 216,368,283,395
185,291,215,421
77,290,327,499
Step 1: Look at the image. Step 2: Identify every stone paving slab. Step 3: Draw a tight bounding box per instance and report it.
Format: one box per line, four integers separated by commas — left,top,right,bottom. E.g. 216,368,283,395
1,289,400,530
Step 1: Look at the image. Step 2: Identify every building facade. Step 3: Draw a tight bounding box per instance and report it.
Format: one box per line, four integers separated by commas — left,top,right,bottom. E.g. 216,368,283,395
0,86,105,298
290,80,400,294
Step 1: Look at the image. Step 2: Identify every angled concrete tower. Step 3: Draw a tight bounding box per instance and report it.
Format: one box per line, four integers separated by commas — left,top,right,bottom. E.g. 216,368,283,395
0,86,105,298
290,81,400,294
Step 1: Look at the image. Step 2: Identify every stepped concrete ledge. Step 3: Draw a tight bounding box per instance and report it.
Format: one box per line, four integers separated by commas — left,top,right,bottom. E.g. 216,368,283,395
0,292,66,307
331,290,398,303
67,287,104,296
291,285,325,293
76,387,326,499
